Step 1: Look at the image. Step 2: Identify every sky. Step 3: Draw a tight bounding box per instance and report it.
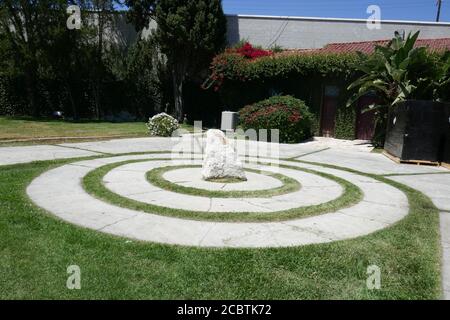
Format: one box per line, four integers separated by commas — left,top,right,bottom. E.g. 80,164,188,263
222,0,450,22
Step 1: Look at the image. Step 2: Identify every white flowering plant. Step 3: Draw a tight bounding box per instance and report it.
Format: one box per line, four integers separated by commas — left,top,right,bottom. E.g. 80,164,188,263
147,112,180,137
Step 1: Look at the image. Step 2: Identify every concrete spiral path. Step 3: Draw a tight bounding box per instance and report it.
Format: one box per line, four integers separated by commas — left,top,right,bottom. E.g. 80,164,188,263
162,166,284,191
104,160,343,212
26,153,409,248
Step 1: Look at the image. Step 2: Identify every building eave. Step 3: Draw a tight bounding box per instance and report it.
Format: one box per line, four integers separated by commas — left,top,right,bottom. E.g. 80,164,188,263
226,14,450,27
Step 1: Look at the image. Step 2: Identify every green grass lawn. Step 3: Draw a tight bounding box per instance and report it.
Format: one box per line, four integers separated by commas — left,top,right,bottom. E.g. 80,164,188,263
0,116,194,144
0,154,442,299
0,116,147,140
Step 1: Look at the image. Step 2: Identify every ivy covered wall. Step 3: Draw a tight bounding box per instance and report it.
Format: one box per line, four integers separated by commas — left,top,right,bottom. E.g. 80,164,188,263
205,52,364,139
335,105,356,139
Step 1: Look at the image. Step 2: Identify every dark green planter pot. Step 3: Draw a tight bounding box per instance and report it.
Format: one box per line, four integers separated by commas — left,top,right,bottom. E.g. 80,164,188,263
384,100,450,163
444,112,450,167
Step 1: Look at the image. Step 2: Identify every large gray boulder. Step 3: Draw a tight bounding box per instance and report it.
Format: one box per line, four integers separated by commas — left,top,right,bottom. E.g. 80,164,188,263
201,129,247,181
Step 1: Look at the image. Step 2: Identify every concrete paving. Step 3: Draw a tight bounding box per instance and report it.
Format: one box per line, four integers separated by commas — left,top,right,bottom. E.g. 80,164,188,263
26,153,408,248
163,167,284,191
59,137,192,155
0,145,100,166
0,136,373,165
298,148,448,175
58,136,375,159
103,160,343,212
389,173,450,211
0,134,435,170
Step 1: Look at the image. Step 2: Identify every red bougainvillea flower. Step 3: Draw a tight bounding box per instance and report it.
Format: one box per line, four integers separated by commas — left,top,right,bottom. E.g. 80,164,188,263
202,42,273,91
235,42,273,60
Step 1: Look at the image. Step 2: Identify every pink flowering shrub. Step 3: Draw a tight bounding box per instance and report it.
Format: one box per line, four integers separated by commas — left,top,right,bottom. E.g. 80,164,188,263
202,42,273,91
239,96,313,143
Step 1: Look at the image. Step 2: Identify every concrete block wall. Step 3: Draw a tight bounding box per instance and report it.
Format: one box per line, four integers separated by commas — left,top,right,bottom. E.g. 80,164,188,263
117,13,450,50
226,15,450,49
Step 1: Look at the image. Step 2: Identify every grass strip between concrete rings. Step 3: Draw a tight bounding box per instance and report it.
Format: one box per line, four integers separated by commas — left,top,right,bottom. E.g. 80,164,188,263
0,155,441,298
146,165,301,198
82,158,363,222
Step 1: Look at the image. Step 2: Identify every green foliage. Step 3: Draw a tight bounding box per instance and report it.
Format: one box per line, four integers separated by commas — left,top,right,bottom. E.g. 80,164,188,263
269,44,284,53
347,31,447,109
153,0,227,119
239,95,313,143
0,1,171,119
123,37,171,116
203,50,359,139
371,113,388,148
155,0,227,57
334,105,356,140
205,51,361,91
0,1,115,118
0,76,24,116
346,31,450,145
125,0,157,32
429,51,450,102
0,0,70,115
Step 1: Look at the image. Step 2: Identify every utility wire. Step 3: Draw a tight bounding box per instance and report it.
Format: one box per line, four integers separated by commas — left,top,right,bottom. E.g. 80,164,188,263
267,19,289,48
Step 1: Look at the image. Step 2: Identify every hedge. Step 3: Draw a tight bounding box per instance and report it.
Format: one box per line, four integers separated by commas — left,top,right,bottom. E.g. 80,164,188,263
204,51,363,91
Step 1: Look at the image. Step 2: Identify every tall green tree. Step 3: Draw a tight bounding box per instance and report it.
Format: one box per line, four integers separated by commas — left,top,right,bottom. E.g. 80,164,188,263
89,0,118,119
124,0,157,32
0,0,70,116
154,0,226,120
0,0,125,118
123,36,170,116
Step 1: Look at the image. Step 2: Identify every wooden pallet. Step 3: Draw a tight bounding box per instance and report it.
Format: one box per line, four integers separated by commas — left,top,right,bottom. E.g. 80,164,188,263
382,151,441,166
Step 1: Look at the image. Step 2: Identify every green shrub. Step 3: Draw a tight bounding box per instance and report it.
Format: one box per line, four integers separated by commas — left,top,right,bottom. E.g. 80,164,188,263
334,105,356,140
147,113,179,137
239,95,313,143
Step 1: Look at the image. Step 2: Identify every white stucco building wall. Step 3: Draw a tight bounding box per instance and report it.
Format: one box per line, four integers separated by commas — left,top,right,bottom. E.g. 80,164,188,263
226,15,450,49
113,13,450,49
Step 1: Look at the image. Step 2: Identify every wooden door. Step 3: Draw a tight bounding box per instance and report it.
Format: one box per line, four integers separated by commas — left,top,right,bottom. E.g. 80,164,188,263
356,95,377,140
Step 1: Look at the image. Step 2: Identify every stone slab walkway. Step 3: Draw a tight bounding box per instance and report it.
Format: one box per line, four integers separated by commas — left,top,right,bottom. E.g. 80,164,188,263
1,136,446,175
298,148,448,175
389,173,450,211
0,145,100,166
104,160,343,212
163,167,284,191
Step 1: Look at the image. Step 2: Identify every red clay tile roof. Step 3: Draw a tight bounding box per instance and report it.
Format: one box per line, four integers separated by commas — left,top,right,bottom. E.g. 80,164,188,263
279,38,450,56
